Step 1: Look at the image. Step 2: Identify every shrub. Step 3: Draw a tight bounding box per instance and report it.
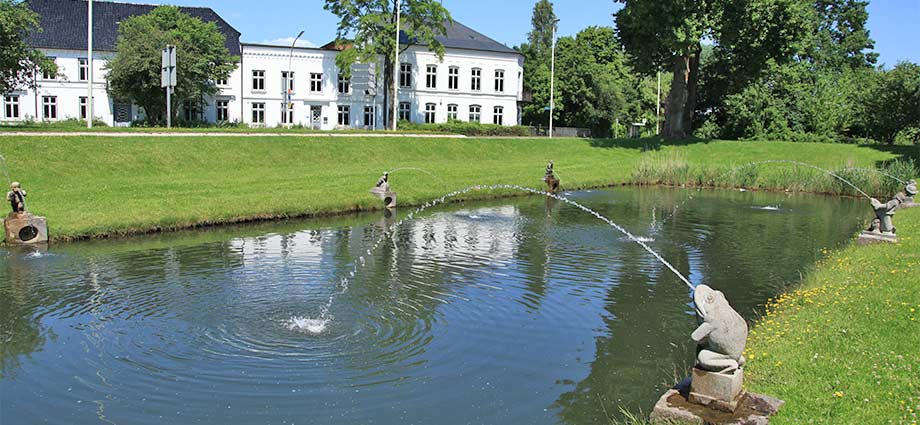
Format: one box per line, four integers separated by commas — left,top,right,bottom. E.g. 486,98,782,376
397,120,532,137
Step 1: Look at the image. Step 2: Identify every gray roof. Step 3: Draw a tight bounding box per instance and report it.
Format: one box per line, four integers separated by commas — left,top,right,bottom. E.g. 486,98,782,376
401,20,520,56
26,0,241,55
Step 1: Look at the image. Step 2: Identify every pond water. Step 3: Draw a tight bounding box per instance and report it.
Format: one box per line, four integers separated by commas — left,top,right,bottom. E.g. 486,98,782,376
0,187,867,424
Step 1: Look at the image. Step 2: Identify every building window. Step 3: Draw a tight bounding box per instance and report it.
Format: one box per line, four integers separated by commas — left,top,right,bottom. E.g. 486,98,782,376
337,105,350,126
447,104,458,121
281,103,294,124
252,102,264,124
469,105,481,123
216,100,229,121
183,100,200,121
471,68,481,91
448,66,459,90
310,73,323,93
4,96,20,119
364,106,375,128
42,96,57,120
281,71,294,92
42,57,56,80
252,70,265,91
338,73,351,94
79,96,88,120
216,77,228,86
426,64,437,89
399,63,412,88
398,102,411,122
494,69,505,93
493,106,504,125
79,58,89,81
424,103,436,124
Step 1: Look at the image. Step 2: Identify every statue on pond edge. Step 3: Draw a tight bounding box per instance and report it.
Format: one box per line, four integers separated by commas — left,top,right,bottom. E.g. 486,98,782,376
544,160,560,194
860,180,916,244
901,179,918,208
650,284,783,424
4,182,49,244
370,172,397,209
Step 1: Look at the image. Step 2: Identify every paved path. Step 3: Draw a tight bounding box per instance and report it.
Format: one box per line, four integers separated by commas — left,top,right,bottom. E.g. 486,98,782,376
0,131,468,138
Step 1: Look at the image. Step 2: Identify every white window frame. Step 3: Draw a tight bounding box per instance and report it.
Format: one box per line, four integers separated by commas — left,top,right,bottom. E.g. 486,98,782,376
364,105,376,128
42,57,56,80
281,102,294,124
471,68,482,92
5,95,20,119
447,104,458,121
493,106,504,125
79,96,87,120
494,69,505,93
42,96,57,120
216,77,229,86
399,63,412,88
79,58,89,82
252,102,265,124
448,66,459,90
281,71,295,92
338,73,351,94
426,64,437,89
252,70,265,91
337,105,351,126
398,102,411,122
469,105,481,123
216,100,229,122
424,103,436,124
310,73,323,93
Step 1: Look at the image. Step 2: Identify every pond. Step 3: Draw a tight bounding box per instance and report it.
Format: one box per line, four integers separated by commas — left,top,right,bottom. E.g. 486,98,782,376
0,187,867,424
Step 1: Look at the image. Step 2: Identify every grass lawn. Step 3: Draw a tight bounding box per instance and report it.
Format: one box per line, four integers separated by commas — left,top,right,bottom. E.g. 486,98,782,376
745,205,920,424
0,135,915,240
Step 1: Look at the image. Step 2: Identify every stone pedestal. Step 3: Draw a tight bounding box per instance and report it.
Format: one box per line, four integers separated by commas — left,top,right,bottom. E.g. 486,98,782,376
650,377,784,424
369,187,397,209
690,368,744,413
3,212,49,244
857,231,897,245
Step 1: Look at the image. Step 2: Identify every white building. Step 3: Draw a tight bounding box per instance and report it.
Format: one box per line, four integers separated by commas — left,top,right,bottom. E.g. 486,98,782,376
3,0,524,130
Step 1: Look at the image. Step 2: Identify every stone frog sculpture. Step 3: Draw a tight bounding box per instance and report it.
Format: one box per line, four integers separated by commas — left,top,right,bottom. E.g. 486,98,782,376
904,179,918,207
370,172,397,209
692,284,748,373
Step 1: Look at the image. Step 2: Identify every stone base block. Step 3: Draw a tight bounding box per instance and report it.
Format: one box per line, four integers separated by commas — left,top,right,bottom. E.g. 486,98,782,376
690,368,744,413
369,187,397,209
3,212,49,244
857,231,897,245
651,377,784,425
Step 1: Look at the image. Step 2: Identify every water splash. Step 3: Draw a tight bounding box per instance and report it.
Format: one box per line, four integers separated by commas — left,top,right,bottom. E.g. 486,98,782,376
840,167,907,184
284,316,330,334
304,184,696,330
752,206,782,211
741,160,873,200
0,154,11,187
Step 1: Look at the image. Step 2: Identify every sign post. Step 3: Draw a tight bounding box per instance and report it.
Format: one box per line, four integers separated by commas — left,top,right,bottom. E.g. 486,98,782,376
161,45,177,128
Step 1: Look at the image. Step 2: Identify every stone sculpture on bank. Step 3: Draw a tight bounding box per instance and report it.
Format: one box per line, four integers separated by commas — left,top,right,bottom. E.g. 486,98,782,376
3,182,49,244
544,160,560,194
858,180,916,244
650,284,783,424
370,172,397,209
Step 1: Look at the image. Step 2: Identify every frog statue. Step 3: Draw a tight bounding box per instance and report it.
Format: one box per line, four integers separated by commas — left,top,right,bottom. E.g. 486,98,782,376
691,284,748,373
902,179,918,208
369,172,397,209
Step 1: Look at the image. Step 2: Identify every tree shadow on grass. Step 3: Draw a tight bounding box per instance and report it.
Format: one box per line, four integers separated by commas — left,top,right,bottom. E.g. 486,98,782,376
859,144,920,170
588,136,717,152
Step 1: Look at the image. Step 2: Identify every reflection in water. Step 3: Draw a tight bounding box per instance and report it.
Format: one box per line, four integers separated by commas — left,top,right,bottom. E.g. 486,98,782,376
0,187,866,424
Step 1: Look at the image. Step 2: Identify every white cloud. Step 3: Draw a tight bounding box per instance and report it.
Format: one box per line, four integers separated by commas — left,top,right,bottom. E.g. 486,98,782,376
259,37,318,48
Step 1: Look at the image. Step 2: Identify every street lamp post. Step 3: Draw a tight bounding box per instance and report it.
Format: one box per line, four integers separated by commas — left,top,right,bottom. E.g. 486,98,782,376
287,30,304,128
391,0,401,131
548,18,560,138
87,0,93,128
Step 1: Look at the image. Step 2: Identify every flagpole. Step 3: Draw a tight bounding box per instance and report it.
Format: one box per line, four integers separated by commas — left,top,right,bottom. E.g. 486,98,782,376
87,0,93,128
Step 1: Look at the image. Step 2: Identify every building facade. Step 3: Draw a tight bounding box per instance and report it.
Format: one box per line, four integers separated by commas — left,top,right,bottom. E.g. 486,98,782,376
3,0,524,129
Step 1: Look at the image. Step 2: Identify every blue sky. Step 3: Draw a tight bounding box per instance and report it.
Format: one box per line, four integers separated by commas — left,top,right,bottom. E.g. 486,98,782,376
143,0,919,67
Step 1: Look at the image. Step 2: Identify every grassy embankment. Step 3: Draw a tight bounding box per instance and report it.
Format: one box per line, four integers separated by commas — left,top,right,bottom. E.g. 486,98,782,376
0,135,915,241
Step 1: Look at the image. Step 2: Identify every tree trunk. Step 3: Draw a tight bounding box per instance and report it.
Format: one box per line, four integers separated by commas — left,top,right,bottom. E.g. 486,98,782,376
682,48,701,135
663,52,695,139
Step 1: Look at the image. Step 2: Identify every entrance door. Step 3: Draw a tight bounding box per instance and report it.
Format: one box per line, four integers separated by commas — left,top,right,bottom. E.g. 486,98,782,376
310,106,322,130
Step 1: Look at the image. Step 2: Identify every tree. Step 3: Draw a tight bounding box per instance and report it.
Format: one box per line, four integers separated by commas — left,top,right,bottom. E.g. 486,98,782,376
519,0,558,127
324,0,451,130
105,6,237,125
863,62,920,145
615,0,811,139
0,0,56,94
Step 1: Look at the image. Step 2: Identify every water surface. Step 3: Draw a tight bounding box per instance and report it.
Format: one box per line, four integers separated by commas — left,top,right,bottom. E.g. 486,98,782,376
0,187,867,424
